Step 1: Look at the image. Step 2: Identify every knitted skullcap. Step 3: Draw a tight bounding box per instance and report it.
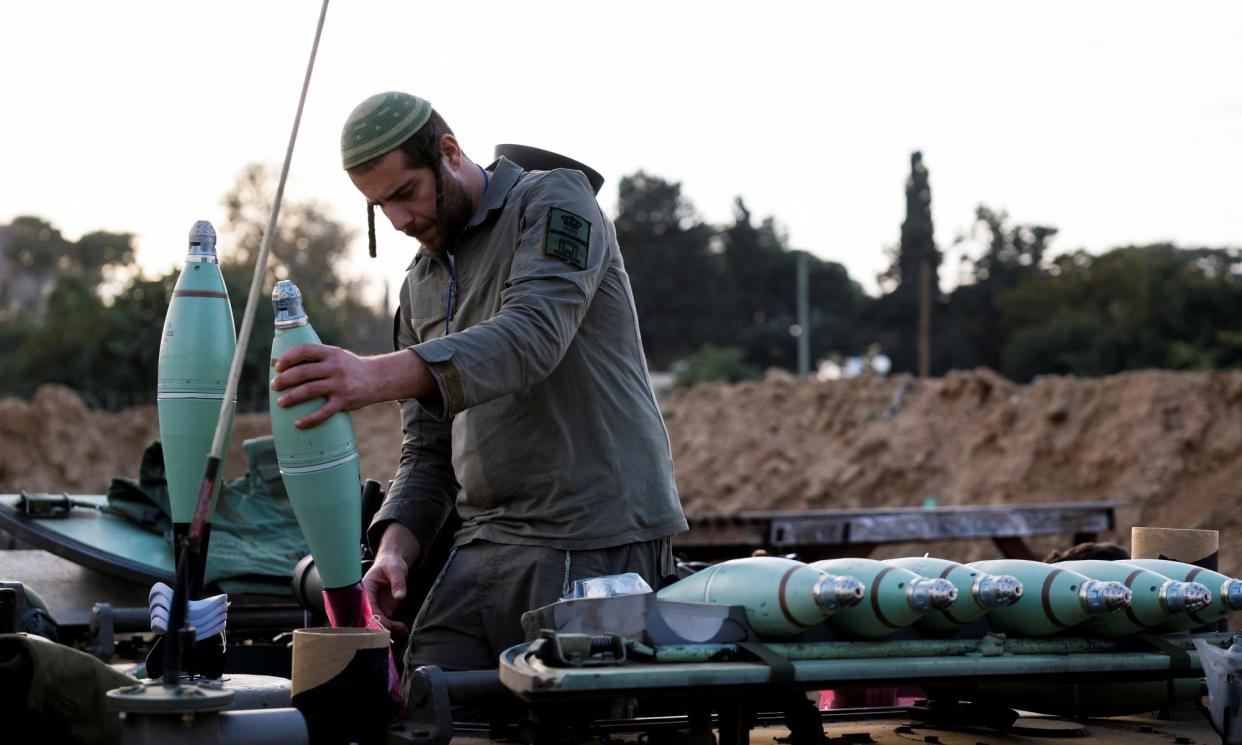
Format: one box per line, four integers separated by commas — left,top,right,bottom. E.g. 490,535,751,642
340,92,433,170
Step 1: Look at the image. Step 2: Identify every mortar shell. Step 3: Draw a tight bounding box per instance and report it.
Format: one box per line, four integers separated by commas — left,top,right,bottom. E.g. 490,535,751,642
269,281,362,590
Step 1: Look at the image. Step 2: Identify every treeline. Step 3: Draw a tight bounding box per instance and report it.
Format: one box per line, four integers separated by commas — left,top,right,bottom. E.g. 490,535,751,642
3,155,1241,411
618,153,1242,383
0,165,390,410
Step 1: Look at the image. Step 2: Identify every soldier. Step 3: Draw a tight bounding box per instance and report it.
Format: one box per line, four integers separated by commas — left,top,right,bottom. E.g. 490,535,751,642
270,92,687,676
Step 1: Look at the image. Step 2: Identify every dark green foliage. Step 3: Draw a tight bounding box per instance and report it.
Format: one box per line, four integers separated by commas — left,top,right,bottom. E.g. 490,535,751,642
614,172,722,369
5,155,1242,406
874,152,945,373
931,205,1061,374
0,216,73,319
997,245,1242,381
0,164,388,410
616,175,872,376
671,344,761,389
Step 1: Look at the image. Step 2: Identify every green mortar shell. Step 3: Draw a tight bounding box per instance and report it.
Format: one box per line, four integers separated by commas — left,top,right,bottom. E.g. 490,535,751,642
269,322,362,590
268,323,360,469
970,559,1100,636
1124,558,1236,631
1058,559,1179,636
279,462,362,588
889,556,990,632
157,259,237,523
959,677,1201,718
811,557,929,639
158,398,235,523
158,260,235,393
657,556,840,637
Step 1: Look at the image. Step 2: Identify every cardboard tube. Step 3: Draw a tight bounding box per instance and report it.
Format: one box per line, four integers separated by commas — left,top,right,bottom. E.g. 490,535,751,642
291,627,388,698
1131,527,1219,570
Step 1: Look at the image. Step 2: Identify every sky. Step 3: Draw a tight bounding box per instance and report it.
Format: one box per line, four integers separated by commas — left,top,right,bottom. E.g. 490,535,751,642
2,1,1240,305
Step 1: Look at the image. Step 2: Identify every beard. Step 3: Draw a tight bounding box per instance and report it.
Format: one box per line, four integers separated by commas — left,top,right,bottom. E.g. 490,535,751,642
416,166,473,252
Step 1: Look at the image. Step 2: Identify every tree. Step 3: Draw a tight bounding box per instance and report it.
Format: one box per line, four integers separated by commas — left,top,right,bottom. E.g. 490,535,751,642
74,230,136,290
12,272,110,403
966,205,1057,290
717,199,800,368
874,152,942,373
998,244,1242,381
942,205,1059,371
614,172,721,368
895,151,940,293
0,216,72,319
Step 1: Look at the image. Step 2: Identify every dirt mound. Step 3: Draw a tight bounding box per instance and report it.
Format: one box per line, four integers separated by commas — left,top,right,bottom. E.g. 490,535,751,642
662,368,1242,573
0,385,400,493
4,370,1241,573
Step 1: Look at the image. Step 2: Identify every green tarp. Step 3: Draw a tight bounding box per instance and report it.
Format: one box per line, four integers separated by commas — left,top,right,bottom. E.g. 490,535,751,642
105,438,310,596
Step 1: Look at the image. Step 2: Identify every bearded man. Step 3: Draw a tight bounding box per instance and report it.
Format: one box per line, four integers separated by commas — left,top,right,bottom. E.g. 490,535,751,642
270,92,687,679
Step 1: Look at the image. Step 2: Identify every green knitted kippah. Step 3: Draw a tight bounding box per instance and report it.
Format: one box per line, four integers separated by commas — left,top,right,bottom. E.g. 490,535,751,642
340,92,433,169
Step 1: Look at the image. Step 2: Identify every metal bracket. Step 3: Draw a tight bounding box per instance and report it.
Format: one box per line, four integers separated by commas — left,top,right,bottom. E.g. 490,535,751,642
0,582,25,633
87,601,116,660
530,631,627,667
389,665,454,745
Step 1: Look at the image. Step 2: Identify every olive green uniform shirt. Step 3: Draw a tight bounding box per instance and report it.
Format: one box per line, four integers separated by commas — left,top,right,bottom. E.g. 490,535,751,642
369,158,687,557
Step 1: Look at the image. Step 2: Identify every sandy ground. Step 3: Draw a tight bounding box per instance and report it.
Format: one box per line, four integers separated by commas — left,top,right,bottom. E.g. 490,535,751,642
3,369,1240,574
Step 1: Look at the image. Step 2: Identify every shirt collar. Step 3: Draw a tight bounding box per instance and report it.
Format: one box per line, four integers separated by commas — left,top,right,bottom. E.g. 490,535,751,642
466,156,523,229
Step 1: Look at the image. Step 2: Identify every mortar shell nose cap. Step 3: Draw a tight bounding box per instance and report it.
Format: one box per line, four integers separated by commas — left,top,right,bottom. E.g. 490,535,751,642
1225,580,1242,611
813,574,865,611
1082,580,1132,613
908,577,958,612
272,280,308,328
1178,581,1213,613
187,220,217,260
977,574,1024,608
927,578,959,610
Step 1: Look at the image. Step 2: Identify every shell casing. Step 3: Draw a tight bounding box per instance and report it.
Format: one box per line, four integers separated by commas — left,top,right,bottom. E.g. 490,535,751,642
969,559,1129,636
269,281,362,590
1122,558,1240,630
890,556,1022,633
811,557,950,639
656,556,856,638
157,221,236,525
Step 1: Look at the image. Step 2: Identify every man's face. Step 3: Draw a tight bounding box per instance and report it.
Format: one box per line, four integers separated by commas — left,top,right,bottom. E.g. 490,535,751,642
348,148,473,252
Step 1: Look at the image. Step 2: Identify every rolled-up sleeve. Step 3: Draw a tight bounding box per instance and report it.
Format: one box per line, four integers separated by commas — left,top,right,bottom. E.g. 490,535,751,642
411,169,609,417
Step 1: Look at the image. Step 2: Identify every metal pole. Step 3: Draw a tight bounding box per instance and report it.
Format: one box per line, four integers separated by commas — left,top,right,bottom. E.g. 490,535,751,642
917,259,931,378
796,251,810,378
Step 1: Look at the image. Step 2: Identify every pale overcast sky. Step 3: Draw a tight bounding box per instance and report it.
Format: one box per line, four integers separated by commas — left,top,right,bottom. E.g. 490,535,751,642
2,1,1239,303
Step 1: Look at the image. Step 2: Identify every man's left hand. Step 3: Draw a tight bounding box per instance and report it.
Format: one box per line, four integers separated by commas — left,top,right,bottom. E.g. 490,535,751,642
271,344,377,428
271,344,433,429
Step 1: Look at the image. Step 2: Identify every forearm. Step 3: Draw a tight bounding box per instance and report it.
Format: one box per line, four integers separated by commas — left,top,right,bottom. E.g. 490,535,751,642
366,348,437,404
375,521,421,566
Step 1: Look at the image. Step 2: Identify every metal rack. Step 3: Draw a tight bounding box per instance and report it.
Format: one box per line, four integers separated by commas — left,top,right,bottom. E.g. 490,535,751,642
678,501,1120,561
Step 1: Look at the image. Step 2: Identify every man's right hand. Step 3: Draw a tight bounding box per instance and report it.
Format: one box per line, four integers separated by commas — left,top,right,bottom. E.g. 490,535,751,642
363,522,422,636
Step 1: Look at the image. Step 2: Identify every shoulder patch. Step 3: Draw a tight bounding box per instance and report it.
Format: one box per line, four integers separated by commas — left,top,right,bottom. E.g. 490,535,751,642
543,207,591,270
